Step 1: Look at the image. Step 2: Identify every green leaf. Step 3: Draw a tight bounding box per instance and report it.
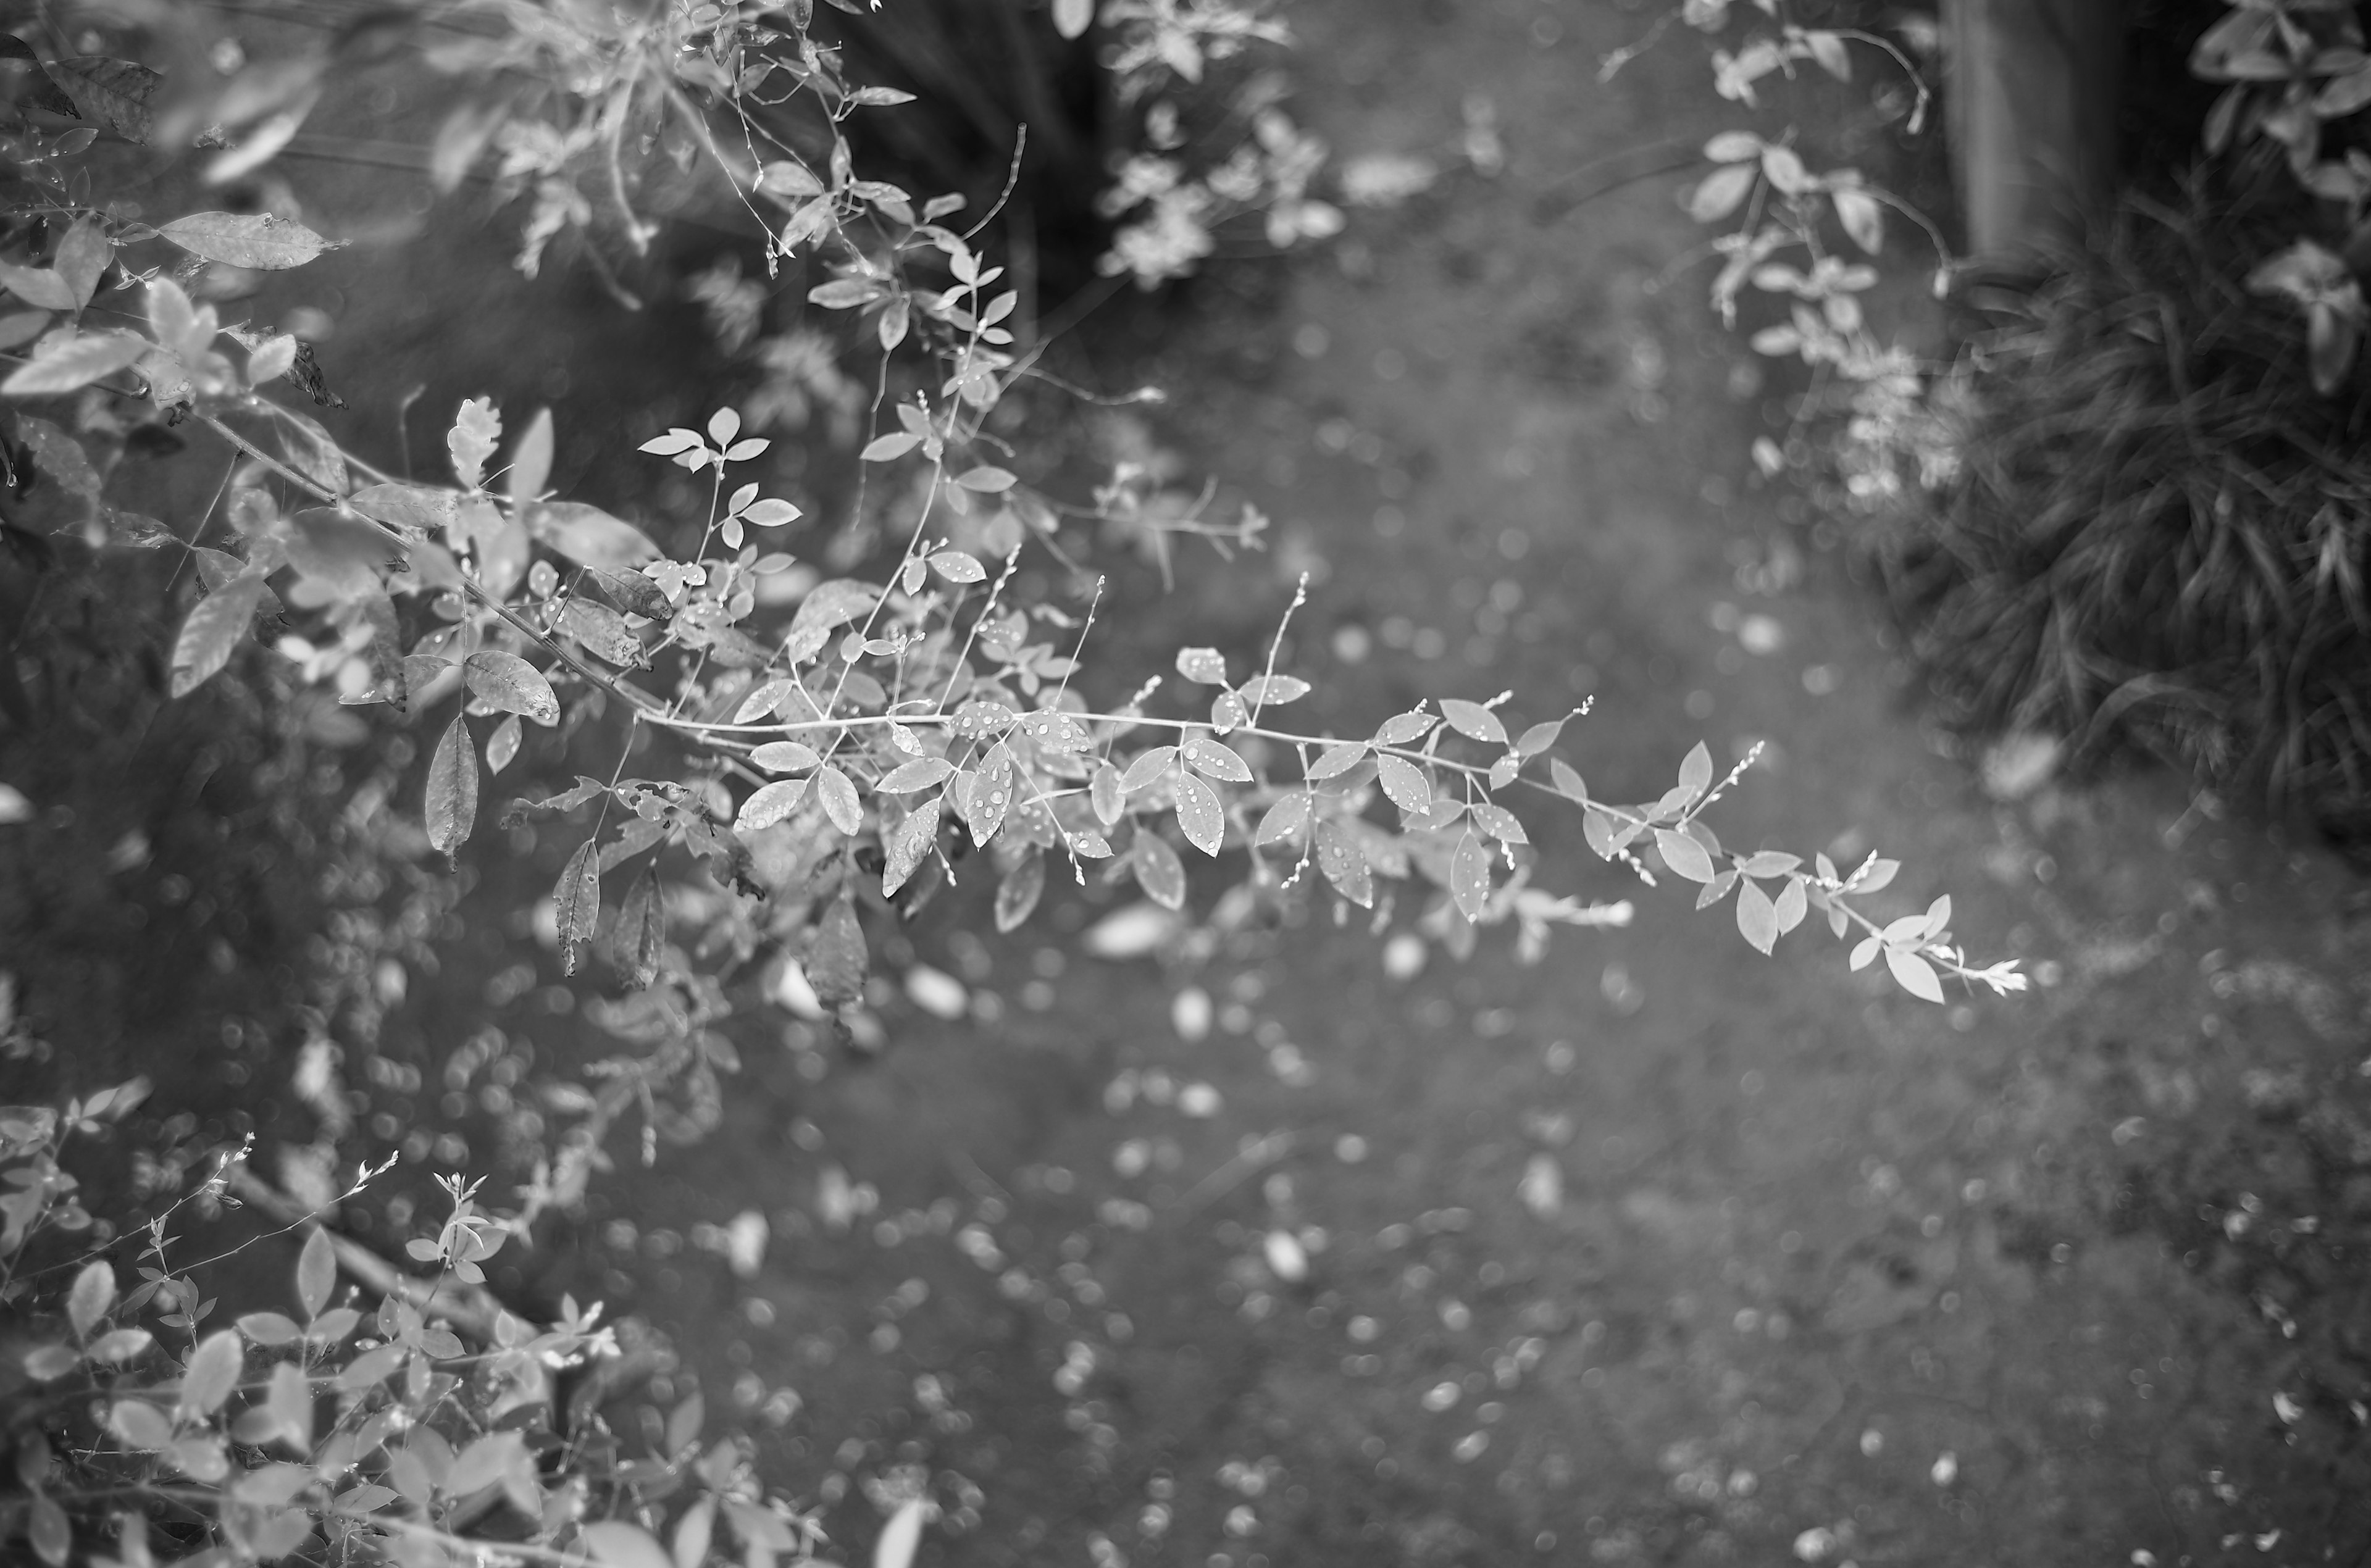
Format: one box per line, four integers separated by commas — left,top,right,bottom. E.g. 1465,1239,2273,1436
751,740,821,774
509,407,553,513
1654,827,1715,883
1735,876,1778,954
0,261,78,313
583,1522,675,1568
167,569,267,698
1239,675,1309,706
1121,745,1179,793
1373,709,1436,746
157,211,338,269
28,1490,67,1568
1885,946,1946,1004
1174,771,1224,856
1307,741,1367,780
43,56,160,142
737,777,811,832
1773,875,1807,934
874,1498,925,1568
284,509,398,594
1255,792,1310,846
108,1399,174,1449
558,599,645,667
1470,803,1527,845
955,466,1016,493
2,329,148,394
530,501,661,567
425,714,478,862
87,1328,153,1364
554,839,601,974
1437,699,1507,745
267,1359,312,1452
297,1227,335,1317
235,1311,303,1346
879,756,955,794
179,1328,243,1417
1676,741,1713,799
20,1343,77,1380
1132,830,1187,910
1449,832,1491,922
464,649,559,725
1090,762,1124,825
995,852,1045,932
443,1430,526,1499
1517,718,1565,757
68,1258,115,1335
882,799,940,896
806,893,867,1008
816,765,862,836
486,712,523,775
928,548,987,582
1375,754,1429,815
1175,646,1229,683
1182,733,1253,783
1313,819,1373,907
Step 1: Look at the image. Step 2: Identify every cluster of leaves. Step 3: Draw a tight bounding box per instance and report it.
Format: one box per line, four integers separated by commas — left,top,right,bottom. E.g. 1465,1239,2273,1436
1607,0,1970,516
2,1095,894,1568
2192,0,2371,393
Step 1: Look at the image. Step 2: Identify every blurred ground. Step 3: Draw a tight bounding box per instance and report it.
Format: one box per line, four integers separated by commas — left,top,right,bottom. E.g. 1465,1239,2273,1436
390,3,2367,1564
27,1,2371,1564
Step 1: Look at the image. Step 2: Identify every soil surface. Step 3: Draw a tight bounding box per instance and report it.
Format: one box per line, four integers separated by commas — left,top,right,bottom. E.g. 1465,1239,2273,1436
435,3,2367,1564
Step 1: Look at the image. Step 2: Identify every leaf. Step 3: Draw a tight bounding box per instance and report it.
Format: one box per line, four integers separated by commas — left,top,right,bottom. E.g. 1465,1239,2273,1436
1255,792,1310,846
1175,646,1229,683
1313,819,1373,907
737,777,810,833
586,564,674,620
1182,733,1253,783
425,715,478,862
167,1435,229,1482
1239,674,1309,706
861,431,921,462
1550,757,1589,801
1054,0,1095,38
995,853,1045,933
1654,827,1715,883
1854,858,1899,895
1210,690,1249,733
928,548,987,583
0,262,78,313
267,1359,312,1451
1375,754,1429,815
966,743,1014,846
751,741,822,774
1120,746,1179,793
157,212,338,270
235,1311,302,1346
28,1491,67,1567
464,650,559,725
1688,162,1757,222
1374,709,1437,746
583,1522,675,1568
87,1328,153,1363
278,415,347,495
486,712,522,774
816,766,862,835
1735,877,1778,954
879,757,955,794
1174,771,1224,856
21,1343,76,1380
954,466,1015,493
1090,762,1124,824
558,599,645,667
1885,946,1946,1004
790,578,882,636
874,1498,925,1568
43,56,161,142
348,482,459,539
1676,741,1713,799
1832,186,1884,254
296,1224,334,1319
1307,741,1368,780
1016,709,1092,753
554,840,601,973
882,798,940,896
444,1430,526,1498
68,1257,116,1335
1449,832,1491,922
109,1399,174,1450
1773,875,1807,934
1923,893,1952,939
1438,699,1507,744
180,1328,243,1417
532,501,660,568
2,329,150,394
1132,831,1187,911
1470,802,1528,845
